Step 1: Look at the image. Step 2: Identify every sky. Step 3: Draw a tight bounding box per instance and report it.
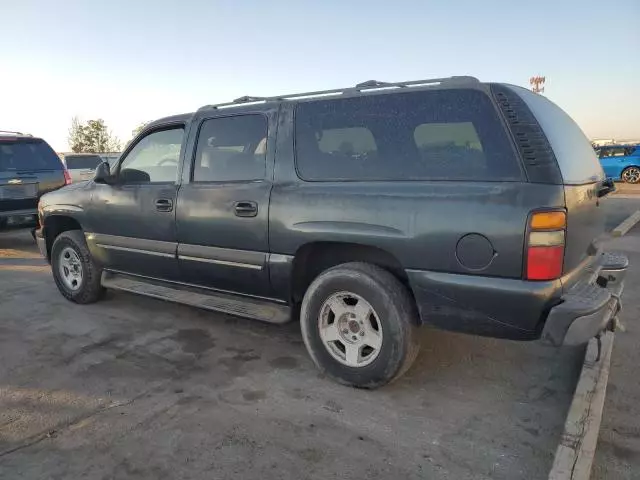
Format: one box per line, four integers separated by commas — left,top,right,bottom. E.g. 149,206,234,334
1,0,638,152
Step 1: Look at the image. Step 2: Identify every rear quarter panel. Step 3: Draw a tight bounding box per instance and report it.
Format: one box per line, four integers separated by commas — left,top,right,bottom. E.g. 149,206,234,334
270,180,565,275
563,183,605,274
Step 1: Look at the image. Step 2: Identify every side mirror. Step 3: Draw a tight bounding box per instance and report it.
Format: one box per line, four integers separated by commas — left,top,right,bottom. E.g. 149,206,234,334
94,161,113,184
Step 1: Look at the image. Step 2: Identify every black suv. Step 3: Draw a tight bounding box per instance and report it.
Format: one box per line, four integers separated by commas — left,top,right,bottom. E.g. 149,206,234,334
36,77,627,388
1,131,69,230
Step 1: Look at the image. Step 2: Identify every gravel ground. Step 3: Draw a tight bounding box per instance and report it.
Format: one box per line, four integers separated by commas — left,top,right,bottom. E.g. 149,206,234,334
0,225,619,480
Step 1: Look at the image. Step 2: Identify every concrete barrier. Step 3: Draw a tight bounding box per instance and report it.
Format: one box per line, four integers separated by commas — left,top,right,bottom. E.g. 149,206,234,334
611,210,640,237
548,332,614,480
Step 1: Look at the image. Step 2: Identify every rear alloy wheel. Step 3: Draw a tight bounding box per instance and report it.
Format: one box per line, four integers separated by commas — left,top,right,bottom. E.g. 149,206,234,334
318,291,383,368
300,262,420,388
51,230,104,304
621,166,640,184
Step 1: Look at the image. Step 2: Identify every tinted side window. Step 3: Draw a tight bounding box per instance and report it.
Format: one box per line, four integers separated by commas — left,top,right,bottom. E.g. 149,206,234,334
118,128,183,184
294,89,521,181
193,115,267,182
318,128,377,157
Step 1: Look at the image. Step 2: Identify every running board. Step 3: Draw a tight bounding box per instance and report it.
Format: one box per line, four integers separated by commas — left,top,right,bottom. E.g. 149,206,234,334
101,271,291,324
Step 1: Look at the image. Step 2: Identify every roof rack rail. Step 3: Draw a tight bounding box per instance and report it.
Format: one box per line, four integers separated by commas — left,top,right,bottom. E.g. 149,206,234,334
0,130,27,135
198,76,479,111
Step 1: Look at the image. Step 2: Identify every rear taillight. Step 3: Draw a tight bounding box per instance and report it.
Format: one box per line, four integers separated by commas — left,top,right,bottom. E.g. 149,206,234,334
64,169,72,185
525,211,566,281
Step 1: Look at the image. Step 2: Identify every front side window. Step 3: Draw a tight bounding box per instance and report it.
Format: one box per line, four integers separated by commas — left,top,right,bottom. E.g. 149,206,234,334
294,89,521,182
118,127,184,184
193,115,267,182
609,147,628,157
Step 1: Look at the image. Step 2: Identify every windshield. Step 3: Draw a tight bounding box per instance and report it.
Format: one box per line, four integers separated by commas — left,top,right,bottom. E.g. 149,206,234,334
0,139,62,172
65,155,103,169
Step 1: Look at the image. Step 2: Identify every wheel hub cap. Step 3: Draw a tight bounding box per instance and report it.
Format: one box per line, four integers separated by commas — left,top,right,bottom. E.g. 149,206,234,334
347,320,360,334
58,247,83,291
319,292,383,367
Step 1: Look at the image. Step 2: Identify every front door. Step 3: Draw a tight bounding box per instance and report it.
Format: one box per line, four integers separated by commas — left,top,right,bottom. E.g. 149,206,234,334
176,113,273,297
86,125,185,280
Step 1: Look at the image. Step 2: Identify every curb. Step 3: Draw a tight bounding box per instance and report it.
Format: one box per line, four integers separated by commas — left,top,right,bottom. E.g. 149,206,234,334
548,332,614,480
611,210,640,237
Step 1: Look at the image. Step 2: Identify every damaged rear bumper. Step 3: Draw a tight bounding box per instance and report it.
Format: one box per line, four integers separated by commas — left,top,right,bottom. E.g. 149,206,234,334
541,252,627,346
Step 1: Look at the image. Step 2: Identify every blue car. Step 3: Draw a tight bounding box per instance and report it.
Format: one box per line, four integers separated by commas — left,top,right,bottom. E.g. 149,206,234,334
596,144,640,183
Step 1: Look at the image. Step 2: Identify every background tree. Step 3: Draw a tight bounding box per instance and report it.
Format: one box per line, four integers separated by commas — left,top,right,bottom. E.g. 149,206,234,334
68,118,122,153
131,122,148,139
68,117,88,153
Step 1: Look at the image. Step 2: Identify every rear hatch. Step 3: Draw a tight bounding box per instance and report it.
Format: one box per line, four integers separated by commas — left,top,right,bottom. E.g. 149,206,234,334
499,85,606,281
0,137,66,214
64,154,103,182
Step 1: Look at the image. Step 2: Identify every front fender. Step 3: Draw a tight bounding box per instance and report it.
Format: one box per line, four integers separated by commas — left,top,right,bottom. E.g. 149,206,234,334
38,181,92,226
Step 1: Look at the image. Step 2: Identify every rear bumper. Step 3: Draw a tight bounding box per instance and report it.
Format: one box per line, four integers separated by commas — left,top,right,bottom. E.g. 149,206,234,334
541,252,627,346
407,251,627,343
407,269,562,339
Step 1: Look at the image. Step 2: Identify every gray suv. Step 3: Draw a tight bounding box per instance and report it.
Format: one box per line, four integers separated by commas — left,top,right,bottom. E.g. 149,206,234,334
1,131,68,230
35,77,627,388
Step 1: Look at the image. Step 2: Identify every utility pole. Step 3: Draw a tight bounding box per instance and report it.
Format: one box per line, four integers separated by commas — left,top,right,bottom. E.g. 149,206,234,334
530,76,546,94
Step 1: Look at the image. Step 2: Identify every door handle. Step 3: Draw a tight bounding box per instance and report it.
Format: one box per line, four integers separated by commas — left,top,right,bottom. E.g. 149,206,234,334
234,201,258,217
155,198,173,212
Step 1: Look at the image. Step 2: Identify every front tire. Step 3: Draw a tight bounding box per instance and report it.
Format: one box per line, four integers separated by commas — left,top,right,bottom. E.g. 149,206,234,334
621,166,640,184
51,230,104,304
300,262,420,389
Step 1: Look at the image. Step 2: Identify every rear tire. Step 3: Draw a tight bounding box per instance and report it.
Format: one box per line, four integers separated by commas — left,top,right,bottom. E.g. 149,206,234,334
621,166,640,184
51,230,104,304
300,262,420,389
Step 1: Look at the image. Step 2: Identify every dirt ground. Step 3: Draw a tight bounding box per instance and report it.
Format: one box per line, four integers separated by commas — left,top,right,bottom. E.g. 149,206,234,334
0,195,637,480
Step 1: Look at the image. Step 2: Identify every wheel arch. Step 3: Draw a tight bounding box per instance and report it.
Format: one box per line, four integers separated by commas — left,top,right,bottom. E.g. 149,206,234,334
289,241,417,315
43,215,83,261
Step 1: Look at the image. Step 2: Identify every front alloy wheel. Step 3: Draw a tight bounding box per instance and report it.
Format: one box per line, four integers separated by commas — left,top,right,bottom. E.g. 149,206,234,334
58,246,84,291
51,230,104,304
622,166,640,184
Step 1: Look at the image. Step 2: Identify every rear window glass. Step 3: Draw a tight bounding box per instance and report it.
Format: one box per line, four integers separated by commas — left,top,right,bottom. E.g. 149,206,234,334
0,139,62,172
294,89,521,181
65,155,103,169
506,85,604,185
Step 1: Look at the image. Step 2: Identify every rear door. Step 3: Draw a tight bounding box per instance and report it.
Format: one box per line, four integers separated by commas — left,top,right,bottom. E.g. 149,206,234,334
0,137,65,217
176,111,275,297
503,85,606,274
